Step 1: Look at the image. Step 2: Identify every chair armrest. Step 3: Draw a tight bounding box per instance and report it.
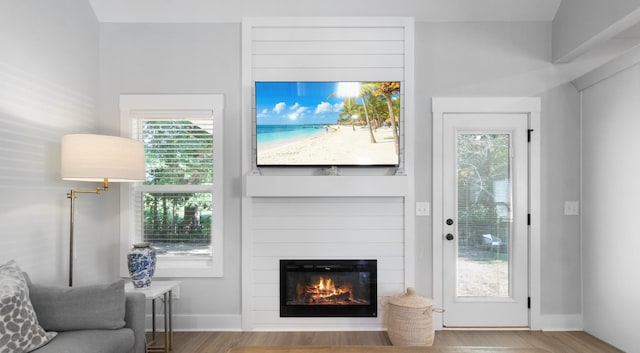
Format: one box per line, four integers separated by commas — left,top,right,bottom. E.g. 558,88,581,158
125,292,147,353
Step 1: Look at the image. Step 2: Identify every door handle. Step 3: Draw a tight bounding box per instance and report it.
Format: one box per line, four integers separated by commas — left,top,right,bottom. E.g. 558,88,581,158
446,218,454,225
446,233,454,241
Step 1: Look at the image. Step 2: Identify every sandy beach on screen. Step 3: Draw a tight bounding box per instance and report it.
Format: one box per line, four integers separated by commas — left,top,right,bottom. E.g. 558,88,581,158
257,125,398,165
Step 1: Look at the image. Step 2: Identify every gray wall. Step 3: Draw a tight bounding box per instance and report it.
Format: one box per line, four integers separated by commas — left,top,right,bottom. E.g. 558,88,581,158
581,63,640,353
416,23,582,321
539,84,582,317
0,0,102,285
98,23,243,318
98,21,582,327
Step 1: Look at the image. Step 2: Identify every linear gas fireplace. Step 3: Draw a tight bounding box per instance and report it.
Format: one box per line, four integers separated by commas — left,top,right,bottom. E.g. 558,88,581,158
280,259,377,317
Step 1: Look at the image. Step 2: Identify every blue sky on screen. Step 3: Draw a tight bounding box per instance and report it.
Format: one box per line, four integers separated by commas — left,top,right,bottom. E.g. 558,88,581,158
256,82,348,125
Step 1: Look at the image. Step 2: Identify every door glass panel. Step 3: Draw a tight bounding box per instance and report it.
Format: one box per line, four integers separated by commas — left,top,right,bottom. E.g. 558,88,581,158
456,133,511,297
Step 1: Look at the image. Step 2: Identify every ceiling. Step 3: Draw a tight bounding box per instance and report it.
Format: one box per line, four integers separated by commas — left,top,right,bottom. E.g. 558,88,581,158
88,0,562,23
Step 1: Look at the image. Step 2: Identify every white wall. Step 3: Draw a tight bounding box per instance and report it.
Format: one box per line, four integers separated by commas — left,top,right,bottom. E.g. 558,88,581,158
0,0,102,285
97,20,583,330
552,0,640,62
580,62,640,353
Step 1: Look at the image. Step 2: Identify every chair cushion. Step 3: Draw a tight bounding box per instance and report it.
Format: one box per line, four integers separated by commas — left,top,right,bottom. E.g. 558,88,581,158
28,280,126,331
31,329,135,353
0,260,56,352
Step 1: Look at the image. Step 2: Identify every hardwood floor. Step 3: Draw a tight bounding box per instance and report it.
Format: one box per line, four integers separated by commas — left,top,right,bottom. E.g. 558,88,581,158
165,331,623,353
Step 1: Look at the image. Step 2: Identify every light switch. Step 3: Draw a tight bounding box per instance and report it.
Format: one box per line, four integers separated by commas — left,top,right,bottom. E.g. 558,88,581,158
564,201,579,216
416,202,430,216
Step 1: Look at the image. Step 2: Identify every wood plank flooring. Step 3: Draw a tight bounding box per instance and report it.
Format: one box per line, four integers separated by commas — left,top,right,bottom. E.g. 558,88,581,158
166,331,623,353
227,346,550,353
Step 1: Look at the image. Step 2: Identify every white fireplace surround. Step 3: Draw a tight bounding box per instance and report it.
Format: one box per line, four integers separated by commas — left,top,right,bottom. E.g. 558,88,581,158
243,193,410,331
240,17,415,331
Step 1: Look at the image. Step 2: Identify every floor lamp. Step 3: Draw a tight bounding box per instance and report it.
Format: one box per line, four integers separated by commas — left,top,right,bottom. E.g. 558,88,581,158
60,134,145,287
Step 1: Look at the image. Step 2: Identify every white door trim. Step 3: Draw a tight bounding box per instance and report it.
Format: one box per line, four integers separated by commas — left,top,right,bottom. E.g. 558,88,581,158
432,97,541,330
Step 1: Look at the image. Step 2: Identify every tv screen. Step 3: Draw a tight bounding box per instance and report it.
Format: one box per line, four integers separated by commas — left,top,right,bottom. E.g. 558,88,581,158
255,81,401,167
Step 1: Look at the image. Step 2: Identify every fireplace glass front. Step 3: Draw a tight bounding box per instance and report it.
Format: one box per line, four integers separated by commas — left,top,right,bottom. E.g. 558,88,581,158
280,259,377,317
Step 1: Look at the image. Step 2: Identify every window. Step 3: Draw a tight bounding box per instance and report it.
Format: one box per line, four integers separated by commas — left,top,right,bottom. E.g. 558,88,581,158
119,94,224,277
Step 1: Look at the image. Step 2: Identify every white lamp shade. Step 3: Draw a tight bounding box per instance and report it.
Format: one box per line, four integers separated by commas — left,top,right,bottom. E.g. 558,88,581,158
61,134,145,182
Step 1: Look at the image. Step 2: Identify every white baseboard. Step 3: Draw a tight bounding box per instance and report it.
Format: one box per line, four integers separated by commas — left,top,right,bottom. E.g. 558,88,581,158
146,314,242,331
539,314,583,331
145,313,582,332
433,314,582,331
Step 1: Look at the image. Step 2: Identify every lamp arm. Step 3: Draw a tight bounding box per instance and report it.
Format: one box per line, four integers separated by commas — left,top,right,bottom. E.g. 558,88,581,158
66,178,110,199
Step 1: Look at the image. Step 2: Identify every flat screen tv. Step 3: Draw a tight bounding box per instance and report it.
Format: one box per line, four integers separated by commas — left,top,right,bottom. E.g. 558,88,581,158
255,81,401,167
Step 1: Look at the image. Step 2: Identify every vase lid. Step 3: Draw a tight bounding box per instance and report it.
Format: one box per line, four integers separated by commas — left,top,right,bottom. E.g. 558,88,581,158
133,242,151,248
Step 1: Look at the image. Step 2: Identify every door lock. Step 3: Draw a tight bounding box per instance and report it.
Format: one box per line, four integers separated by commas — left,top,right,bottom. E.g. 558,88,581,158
445,233,454,241
446,218,454,225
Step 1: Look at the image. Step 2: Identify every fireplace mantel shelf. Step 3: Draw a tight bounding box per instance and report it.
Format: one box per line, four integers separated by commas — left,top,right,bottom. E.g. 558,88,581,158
245,175,408,197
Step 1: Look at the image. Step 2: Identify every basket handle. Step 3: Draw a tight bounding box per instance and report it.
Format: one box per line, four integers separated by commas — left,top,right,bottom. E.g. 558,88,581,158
425,307,445,314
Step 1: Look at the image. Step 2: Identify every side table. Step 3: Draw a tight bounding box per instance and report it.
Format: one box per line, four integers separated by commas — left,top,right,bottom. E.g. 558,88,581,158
125,281,181,353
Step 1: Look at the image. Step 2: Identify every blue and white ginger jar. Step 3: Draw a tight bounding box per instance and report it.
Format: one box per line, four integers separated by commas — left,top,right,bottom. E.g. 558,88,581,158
127,242,157,288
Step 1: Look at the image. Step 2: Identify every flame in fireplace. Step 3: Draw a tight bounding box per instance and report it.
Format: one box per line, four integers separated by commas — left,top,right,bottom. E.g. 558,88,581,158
298,276,353,304
318,277,334,292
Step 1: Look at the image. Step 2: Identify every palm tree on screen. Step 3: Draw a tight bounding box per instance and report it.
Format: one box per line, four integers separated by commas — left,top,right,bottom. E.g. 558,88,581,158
373,82,400,154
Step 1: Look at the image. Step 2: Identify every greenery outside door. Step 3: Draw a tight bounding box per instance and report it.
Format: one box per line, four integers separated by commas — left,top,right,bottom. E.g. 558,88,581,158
442,113,529,327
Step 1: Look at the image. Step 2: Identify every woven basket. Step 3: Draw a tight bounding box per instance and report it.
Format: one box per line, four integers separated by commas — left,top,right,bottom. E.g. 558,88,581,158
386,288,438,346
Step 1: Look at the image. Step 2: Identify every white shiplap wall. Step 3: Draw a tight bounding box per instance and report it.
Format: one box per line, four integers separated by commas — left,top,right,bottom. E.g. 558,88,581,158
251,25,406,81
251,197,405,330
241,17,415,331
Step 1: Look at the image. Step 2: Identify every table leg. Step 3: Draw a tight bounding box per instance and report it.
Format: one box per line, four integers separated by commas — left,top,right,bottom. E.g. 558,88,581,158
163,292,169,353
168,290,173,350
137,285,178,353
152,298,157,344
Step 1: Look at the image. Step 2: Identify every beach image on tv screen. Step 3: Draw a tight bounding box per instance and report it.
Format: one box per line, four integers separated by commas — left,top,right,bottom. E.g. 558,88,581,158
255,81,400,166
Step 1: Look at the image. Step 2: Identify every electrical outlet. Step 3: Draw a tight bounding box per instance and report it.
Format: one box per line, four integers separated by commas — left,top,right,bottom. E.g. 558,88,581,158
564,201,579,216
416,202,430,216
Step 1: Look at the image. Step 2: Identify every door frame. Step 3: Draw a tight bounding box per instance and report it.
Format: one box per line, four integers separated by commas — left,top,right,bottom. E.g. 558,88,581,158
432,97,541,330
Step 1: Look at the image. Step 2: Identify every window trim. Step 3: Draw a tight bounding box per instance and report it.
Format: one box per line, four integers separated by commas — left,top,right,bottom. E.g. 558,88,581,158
119,94,224,278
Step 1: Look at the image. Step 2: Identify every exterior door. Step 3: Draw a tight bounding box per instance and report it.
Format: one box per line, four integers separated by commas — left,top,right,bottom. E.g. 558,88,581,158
442,113,529,327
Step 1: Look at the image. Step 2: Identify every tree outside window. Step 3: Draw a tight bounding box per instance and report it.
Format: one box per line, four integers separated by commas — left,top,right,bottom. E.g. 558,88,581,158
135,119,214,257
